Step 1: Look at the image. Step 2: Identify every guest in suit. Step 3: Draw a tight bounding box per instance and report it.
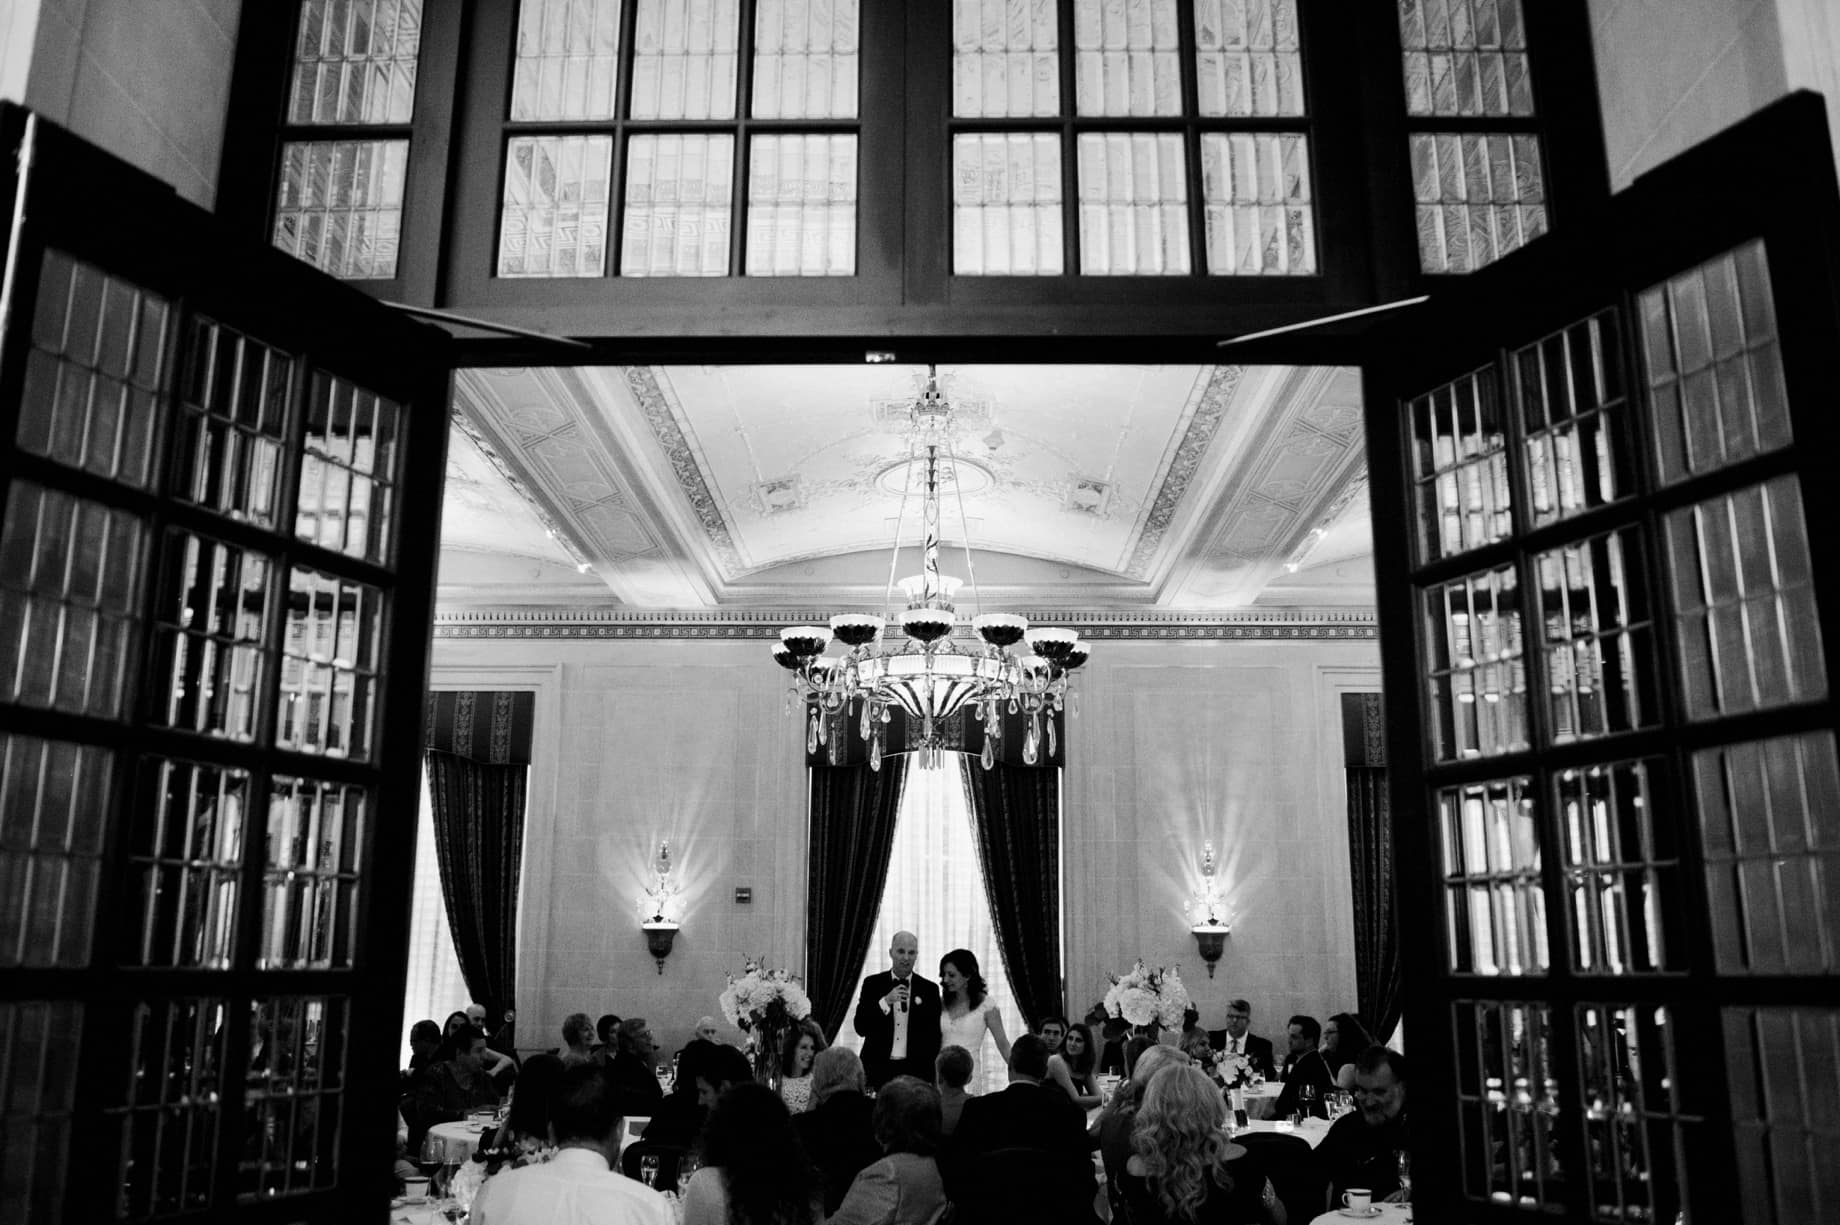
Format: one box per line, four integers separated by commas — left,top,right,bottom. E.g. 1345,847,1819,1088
1273,1015,1336,1120
681,1081,824,1225
793,1047,882,1214
1316,1046,1410,1204
1207,999,1277,1080
852,931,943,1089
606,1017,666,1119
1035,1015,1069,1058
1322,1013,1375,1089
934,1046,973,1137
944,1034,1097,1222
827,1076,951,1225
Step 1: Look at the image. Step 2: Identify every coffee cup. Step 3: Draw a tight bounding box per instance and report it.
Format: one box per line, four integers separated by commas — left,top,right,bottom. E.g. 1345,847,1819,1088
1343,1188,1372,1213
402,1175,430,1199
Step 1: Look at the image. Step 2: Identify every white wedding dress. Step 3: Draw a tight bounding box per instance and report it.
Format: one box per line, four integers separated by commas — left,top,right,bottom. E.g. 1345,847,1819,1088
940,1003,1001,1093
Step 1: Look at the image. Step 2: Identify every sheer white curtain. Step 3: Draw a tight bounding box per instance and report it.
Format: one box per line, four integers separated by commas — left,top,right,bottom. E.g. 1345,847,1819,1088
835,755,1024,1095
401,768,469,1063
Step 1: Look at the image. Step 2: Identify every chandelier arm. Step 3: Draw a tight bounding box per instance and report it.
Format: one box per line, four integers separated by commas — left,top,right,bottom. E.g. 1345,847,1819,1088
882,417,921,620
943,429,984,621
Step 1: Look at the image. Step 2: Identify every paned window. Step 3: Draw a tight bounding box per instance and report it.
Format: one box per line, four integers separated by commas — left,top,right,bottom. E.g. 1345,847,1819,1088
401,769,469,1064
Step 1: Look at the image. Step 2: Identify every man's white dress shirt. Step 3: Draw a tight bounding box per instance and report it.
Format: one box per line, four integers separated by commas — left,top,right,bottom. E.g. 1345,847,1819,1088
469,1147,674,1225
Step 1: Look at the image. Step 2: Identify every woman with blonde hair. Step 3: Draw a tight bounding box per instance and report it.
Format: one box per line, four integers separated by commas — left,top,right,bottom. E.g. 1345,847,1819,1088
1123,1065,1285,1224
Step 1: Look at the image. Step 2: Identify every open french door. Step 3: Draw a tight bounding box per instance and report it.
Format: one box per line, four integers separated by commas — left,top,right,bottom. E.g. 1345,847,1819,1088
1364,93,1840,1224
0,107,451,1222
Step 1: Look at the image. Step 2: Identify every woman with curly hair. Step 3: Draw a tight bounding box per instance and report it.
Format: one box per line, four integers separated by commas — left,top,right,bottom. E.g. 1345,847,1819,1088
1123,1065,1285,1225
681,1081,824,1225
778,1018,828,1114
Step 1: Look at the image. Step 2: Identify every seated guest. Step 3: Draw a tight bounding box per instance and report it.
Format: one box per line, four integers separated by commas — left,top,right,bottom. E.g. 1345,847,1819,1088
827,1076,950,1225
1087,1006,1129,1076
1036,1015,1069,1059
469,1061,673,1225
1179,1005,1210,1052
793,1047,881,1215
694,1016,723,1044
1322,1013,1375,1089
496,1052,566,1149
1208,1000,1277,1080
408,1024,502,1150
934,1046,973,1137
467,1004,520,1086
1180,1028,1221,1083
1273,1016,1335,1119
683,1081,824,1225
1121,1065,1285,1225
1316,1046,1410,1204
607,1018,666,1118
1122,1035,1157,1079
560,1012,596,1066
1046,1021,1103,1110
1094,1044,1189,1191
594,1014,623,1059
780,1018,828,1114
945,1033,1097,1223
642,1039,717,1151
403,1018,441,1092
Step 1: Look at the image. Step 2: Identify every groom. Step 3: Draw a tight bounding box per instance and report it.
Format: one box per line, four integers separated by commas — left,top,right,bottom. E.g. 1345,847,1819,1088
852,930,943,1089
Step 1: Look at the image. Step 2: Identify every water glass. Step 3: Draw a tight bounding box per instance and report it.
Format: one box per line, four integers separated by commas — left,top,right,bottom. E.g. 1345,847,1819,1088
639,1154,659,1187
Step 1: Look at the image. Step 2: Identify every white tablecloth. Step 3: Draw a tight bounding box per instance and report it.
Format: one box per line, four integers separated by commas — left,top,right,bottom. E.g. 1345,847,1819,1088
1239,1082,1284,1120
425,1119,485,1163
1236,1117,1333,1150
1309,1201,1412,1224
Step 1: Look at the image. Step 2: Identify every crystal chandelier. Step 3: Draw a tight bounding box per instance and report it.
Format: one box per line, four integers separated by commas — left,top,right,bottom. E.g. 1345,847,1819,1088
771,366,1089,771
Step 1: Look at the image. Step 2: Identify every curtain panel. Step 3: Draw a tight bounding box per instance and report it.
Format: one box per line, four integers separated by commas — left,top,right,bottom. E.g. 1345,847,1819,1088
806,760,908,1039
1341,693,1402,1042
962,764,1062,1030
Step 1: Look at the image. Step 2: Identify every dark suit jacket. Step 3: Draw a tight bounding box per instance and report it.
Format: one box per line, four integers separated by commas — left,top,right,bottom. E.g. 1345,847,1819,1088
946,1081,1098,1223
794,1091,882,1214
852,970,943,1088
1206,1030,1277,1079
1274,1048,1336,1118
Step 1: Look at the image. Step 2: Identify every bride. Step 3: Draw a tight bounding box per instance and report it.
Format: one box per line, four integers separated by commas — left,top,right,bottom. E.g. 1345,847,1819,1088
938,949,1012,1093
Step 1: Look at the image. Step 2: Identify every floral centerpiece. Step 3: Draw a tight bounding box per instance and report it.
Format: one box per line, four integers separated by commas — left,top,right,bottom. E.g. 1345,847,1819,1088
718,958,812,1089
1102,960,1190,1037
1214,1049,1256,1089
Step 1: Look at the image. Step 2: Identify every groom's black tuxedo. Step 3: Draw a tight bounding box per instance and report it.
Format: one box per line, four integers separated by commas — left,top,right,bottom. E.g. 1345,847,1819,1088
852,970,943,1088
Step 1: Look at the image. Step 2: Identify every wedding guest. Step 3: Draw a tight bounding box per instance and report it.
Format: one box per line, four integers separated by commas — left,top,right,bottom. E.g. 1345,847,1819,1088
1179,1005,1210,1053
682,1082,824,1225
1087,1005,1130,1075
852,931,943,1089
826,1076,950,1225
594,1014,623,1058
1208,1000,1277,1080
407,1024,501,1151
1180,1028,1220,1083
468,1003,521,1086
469,1061,673,1225
694,1016,723,1044
561,1013,596,1066
1121,1065,1284,1225
694,1044,754,1112
780,1018,828,1114
1122,1035,1157,1078
1274,1016,1336,1120
497,1052,566,1149
944,1034,1097,1224
1036,1014,1069,1057
403,1019,441,1092
1094,1044,1189,1192
1316,1046,1410,1204
1047,1021,1103,1110
643,1039,717,1151
934,1046,973,1137
607,1018,666,1118
794,1047,881,1214
1322,1013,1375,1089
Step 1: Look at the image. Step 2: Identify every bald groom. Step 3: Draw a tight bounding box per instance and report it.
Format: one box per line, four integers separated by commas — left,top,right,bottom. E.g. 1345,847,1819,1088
852,930,943,1089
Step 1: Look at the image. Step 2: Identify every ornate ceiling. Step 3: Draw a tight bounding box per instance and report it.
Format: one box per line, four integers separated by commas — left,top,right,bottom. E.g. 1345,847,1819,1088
438,363,1375,616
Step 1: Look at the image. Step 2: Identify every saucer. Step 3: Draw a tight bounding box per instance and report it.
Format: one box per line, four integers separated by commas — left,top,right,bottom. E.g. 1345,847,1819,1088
1338,1208,1382,1218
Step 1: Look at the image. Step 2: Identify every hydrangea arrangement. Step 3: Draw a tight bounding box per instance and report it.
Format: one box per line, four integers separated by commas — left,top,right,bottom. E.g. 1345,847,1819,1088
1216,1049,1256,1088
718,958,813,1033
1102,960,1190,1031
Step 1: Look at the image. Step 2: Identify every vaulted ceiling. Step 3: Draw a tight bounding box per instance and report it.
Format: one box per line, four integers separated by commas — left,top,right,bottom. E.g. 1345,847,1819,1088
437,363,1375,614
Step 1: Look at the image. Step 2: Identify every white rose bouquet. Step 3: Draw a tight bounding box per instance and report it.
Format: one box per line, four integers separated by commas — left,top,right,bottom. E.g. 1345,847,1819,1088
718,958,813,1034
1102,960,1190,1031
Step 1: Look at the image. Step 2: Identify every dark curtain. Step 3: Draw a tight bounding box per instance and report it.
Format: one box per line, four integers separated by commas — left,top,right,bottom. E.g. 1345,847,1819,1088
425,748,527,1029
962,764,1062,1030
806,760,909,1040
1342,693,1403,1043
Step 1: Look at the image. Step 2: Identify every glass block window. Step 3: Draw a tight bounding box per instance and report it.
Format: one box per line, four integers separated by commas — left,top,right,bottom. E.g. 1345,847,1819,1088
631,0,741,119
289,0,423,124
1199,132,1314,275
623,133,738,277
1557,759,1681,973
125,758,248,969
277,569,383,760
1639,240,1791,486
17,250,171,489
175,319,295,529
261,781,365,969
1694,733,1840,975
1073,0,1180,116
1723,1006,1840,1224
952,134,1063,276
1410,131,1546,275
1578,1002,1702,1222
952,0,1059,117
241,996,348,1200
298,373,403,565
0,482,146,719
150,531,273,742
104,997,229,1219
1664,476,1825,721
499,135,615,278
1515,311,1632,525
1399,0,1531,117
1453,1000,1563,1207
1408,367,1511,563
754,0,859,119
1076,133,1189,275
745,134,857,276
273,139,409,280
1425,565,1529,762
1193,0,1303,116
510,0,624,121
0,1000,83,1223
0,735,111,968
1535,529,1658,743
1438,777,1546,974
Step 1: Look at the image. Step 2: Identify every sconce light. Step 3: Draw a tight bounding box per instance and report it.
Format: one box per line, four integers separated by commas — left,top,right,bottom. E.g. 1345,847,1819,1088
1184,840,1232,978
638,840,684,974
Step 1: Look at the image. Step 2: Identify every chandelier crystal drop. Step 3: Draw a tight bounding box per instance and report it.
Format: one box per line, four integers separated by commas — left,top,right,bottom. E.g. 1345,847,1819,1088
771,365,1088,770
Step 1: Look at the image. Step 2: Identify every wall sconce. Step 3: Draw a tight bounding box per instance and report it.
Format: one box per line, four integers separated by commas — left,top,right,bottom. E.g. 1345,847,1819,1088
1184,840,1232,978
638,840,683,974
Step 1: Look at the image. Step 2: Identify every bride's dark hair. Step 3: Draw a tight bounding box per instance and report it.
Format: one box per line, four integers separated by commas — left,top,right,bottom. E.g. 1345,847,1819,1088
940,949,987,1009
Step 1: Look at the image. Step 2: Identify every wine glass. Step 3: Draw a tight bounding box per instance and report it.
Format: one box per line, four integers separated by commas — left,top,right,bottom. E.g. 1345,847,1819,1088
417,1131,445,1179
1300,1082,1320,1119
676,1153,703,1196
1396,1149,1413,1202
638,1154,659,1187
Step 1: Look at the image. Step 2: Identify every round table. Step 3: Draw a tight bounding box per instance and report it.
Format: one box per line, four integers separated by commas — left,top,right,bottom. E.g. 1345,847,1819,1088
1236,1117,1334,1149
1239,1082,1284,1120
1309,1201,1413,1224
425,1119,487,1163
